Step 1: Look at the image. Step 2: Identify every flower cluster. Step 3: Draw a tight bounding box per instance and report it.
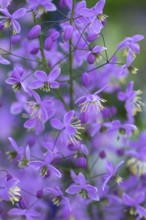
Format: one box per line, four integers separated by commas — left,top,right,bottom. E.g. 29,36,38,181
0,0,145,219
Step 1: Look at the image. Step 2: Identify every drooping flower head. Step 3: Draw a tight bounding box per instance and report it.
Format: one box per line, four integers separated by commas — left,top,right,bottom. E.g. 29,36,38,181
76,85,107,113
51,110,84,146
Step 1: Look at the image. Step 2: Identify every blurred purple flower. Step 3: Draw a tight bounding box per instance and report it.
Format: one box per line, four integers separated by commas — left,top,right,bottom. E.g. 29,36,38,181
30,68,60,91
102,160,124,191
66,172,99,201
30,150,61,177
0,8,26,34
28,0,56,18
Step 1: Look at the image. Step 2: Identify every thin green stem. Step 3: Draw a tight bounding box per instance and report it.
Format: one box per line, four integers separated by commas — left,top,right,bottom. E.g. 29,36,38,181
69,0,75,109
89,155,99,173
100,33,109,62
0,48,37,62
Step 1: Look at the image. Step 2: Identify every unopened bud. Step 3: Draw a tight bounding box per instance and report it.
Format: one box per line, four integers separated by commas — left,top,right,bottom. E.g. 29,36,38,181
77,157,87,168
28,25,41,40
81,72,91,87
87,52,95,64
63,25,73,41
44,37,53,50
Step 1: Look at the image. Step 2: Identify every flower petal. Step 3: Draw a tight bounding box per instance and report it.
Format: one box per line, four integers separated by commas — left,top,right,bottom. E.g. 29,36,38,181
29,80,43,89
78,173,86,187
84,184,99,201
51,119,64,130
66,184,81,194
34,71,47,82
12,8,26,19
63,110,74,126
48,68,61,83
48,165,61,178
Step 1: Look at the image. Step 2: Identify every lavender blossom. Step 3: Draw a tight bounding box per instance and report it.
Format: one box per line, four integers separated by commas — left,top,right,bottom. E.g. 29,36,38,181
0,8,26,34
66,172,99,201
102,160,124,191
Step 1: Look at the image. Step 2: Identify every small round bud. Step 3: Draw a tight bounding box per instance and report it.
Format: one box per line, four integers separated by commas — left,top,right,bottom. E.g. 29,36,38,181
117,148,125,156
81,72,91,87
77,157,87,168
28,25,41,40
87,52,95,64
19,197,27,210
36,189,44,199
99,150,106,159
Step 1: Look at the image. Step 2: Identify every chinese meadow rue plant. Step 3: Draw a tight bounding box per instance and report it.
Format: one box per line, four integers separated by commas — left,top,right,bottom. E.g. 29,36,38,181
0,0,145,219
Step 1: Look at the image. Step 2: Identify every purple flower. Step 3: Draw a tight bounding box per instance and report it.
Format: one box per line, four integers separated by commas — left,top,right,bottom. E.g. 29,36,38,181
117,35,144,67
102,160,124,191
30,150,61,177
7,137,23,161
24,91,54,134
117,35,144,53
118,81,143,120
5,66,26,92
28,0,56,18
126,146,146,176
66,172,99,201
8,208,40,220
123,193,146,218
79,0,106,41
10,92,28,115
87,45,106,64
0,175,21,205
76,85,107,113
44,186,71,210
51,110,84,146
105,120,137,137
30,68,61,91
0,8,26,34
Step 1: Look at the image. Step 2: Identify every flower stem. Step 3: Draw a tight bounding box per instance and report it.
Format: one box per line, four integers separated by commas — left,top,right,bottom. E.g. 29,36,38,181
32,11,50,72
69,0,75,109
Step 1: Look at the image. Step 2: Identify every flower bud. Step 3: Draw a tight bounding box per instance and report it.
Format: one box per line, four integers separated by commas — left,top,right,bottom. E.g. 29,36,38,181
0,23,4,31
99,150,106,159
63,25,73,42
19,197,27,209
36,189,44,199
117,148,125,156
59,0,71,9
81,72,91,87
44,37,53,50
30,47,39,55
87,52,95,64
50,30,60,41
77,157,87,168
11,35,21,45
28,25,41,40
